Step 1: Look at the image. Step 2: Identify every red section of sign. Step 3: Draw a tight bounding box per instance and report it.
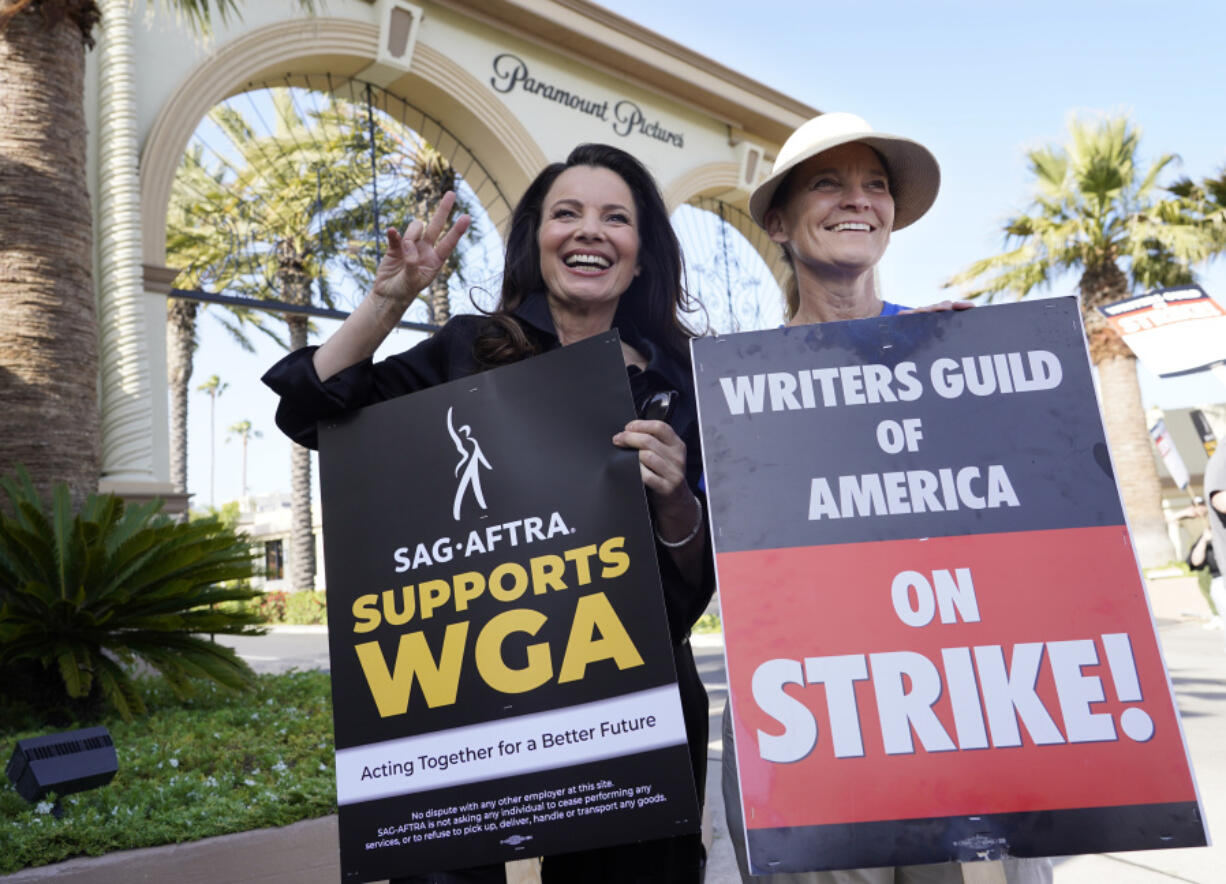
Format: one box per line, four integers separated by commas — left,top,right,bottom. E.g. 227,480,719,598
719,526,1197,830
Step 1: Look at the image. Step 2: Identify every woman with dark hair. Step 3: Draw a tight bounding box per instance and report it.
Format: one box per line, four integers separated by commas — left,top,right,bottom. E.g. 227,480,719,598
264,143,711,883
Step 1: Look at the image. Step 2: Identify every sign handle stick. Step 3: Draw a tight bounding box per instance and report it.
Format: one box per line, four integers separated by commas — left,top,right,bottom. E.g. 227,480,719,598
505,858,541,883
960,860,1008,884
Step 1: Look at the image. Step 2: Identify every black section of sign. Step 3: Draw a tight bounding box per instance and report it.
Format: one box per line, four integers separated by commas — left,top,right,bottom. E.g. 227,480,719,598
1097,283,1210,316
745,801,1206,874
318,332,678,750
693,298,1122,552
338,747,697,882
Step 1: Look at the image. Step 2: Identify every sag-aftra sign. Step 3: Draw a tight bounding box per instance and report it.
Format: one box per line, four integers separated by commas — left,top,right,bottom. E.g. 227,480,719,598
318,333,698,882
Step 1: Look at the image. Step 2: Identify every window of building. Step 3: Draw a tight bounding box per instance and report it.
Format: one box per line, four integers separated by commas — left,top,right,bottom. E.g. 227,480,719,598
264,539,284,580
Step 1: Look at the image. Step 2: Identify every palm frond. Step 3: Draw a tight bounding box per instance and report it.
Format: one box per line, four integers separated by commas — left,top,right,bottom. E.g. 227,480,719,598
0,470,262,720
950,112,1226,303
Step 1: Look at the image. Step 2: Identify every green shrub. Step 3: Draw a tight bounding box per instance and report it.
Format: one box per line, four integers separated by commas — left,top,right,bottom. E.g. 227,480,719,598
0,468,267,722
284,590,327,625
254,589,289,623
0,669,336,873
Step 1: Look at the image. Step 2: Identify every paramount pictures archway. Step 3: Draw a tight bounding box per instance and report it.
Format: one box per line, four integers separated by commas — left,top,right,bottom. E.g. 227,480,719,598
87,0,813,505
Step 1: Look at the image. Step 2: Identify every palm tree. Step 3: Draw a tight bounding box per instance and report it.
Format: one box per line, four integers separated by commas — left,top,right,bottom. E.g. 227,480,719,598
946,114,1222,567
0,2,102,509
167,83,485,591
410,145,462,324
165,143,275,497
226,419,261,497
1169,167,1226,254
0,0,312,509
197,374,227,506
166,297,199,496
167,90,419,591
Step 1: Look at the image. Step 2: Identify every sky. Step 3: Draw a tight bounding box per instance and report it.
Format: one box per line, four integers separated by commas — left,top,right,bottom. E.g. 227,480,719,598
184,0,1226,509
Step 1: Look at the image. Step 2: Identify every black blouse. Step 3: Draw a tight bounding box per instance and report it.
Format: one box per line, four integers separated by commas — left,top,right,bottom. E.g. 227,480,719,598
261,291,712,642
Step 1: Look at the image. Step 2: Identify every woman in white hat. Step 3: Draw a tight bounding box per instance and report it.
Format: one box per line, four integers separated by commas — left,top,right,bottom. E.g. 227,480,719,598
749,111,962,324
721,112,1051,884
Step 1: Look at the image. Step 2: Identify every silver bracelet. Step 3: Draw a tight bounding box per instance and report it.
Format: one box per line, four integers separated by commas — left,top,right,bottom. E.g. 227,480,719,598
656,494,703,548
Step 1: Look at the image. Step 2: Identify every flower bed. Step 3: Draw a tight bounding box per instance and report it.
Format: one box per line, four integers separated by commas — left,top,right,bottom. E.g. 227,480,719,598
0,671,335,875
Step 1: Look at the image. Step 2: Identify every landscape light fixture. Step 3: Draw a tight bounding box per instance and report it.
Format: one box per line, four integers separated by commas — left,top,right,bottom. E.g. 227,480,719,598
5,726,118,817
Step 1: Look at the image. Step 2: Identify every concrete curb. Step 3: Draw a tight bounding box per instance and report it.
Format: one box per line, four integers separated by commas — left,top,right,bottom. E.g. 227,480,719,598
689,631,724,648
265,624,329,635
0,816,342,884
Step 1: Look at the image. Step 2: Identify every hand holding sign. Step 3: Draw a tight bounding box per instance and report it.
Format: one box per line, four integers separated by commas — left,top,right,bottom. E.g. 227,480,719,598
898,299,975,314
614,418,706,584
613,419,689,504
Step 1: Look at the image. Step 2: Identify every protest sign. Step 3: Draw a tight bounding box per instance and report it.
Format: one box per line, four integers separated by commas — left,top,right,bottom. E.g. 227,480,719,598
1149,418,1190,490
693,297,1207,874
1099,284,1226,377
1190,409,1217,458
318,332,699,882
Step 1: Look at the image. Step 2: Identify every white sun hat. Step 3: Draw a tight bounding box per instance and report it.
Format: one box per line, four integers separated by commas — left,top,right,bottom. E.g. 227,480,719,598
749,112,941,232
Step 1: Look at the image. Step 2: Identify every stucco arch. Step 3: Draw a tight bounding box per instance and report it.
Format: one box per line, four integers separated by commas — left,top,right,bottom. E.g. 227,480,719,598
98,0,816,502
140,17,546,266
664,161,790,292
662,160,740,212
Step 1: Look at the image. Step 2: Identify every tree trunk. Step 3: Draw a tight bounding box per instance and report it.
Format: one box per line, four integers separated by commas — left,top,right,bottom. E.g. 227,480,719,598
1096,354,1173,567
1080,261,1173,568
428,276,451,325
0,11,100,508
413,153,457,326
240,433,248,497
166,297,198,495
207,390,217,507
287,314,315,591
278,238,316,591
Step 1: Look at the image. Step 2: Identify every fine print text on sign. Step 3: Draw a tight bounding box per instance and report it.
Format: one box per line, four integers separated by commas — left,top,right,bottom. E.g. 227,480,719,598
692,297,1207,874
319,333,698,882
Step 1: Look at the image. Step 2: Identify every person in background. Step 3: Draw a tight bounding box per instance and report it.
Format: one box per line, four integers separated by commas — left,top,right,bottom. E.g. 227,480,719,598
1172,496,1221,629
1201,446,1226,644
264,143,713,883
721,111,1050,884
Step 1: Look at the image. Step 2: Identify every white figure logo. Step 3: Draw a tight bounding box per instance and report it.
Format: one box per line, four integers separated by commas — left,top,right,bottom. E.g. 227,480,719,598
447,406,492,521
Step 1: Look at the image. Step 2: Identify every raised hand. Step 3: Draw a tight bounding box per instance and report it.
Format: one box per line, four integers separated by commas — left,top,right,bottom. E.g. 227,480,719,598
311,193,471,382
372,191,471,308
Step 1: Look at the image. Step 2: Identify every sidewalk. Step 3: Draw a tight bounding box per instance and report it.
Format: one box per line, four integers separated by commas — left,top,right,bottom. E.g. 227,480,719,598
1045,611,1224,882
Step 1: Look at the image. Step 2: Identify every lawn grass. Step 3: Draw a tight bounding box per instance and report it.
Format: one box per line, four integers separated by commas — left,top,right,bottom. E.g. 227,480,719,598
0,669,336,874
